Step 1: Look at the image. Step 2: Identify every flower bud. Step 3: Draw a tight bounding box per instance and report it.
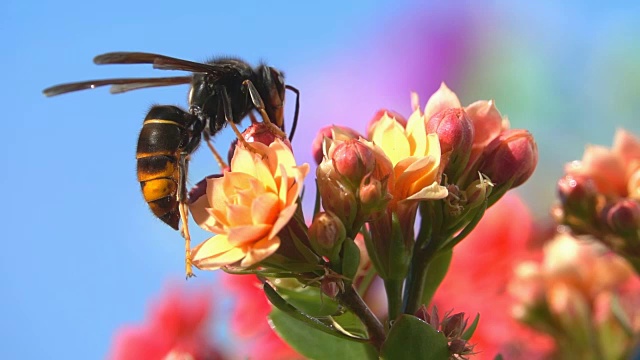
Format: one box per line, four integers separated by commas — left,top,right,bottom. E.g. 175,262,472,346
426,108,474,181
321,277,341,298
332,140,376,190
441,312,467,338
479,129,538,189
448,339,473,357
464,174,493,210
308,212,346,260
227,122,292,164
557,174,598,222
311,125,363,165
316,172,358,227
359,174,391,214
603,199,640,237
414,304,431,325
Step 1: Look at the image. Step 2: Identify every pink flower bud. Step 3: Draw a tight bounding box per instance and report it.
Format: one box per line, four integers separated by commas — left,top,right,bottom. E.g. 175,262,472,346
311,125,363,165
479,129,538,189
603,199,640,236
426,108,474,181
242,122,292,147
332,140,376,189
557,175,598,221
427,108,474,156
228,123,292,164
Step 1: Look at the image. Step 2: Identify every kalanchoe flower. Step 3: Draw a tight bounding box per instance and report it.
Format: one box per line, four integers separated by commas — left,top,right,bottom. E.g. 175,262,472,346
331,139,376,190
509,232,640,359
366,109,408,140
477,129,538,198
108,285,223,360
463,99,509,171
565,129,640,198
426,107,474,182
556,129,640,272
189,139,309,270
368,111,448,205
601,199,640,242
308,211,346,261
413,305,476,359
312,125,363,165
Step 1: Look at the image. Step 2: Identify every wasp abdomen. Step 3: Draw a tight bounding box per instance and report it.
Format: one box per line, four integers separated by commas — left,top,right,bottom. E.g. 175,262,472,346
136,106,190,230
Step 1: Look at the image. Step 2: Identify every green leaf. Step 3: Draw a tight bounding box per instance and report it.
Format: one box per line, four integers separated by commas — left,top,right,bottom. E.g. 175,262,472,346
270,308,378,360
263,282,367,343
493,354,504,360
420,249,452,306
276,284,341,317
461,313,480,340
332,309,368,338
381,315,449,360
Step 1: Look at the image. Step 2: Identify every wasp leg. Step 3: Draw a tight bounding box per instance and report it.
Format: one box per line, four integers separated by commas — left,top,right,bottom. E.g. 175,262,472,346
242,80,287,138
216,85,264,157
177,151,195,278
285,84,300,141
203,132,228,169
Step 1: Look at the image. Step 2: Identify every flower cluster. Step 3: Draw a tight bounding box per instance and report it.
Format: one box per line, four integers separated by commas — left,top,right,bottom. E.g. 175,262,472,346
179,83,538,358
554,129,640,273
509,232,640,359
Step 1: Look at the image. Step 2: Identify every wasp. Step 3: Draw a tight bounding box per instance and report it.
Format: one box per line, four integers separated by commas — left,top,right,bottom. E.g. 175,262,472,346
43,52,300,277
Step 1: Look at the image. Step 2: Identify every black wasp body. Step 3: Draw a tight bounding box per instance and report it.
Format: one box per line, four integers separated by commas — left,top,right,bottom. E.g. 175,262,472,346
43,52,300,277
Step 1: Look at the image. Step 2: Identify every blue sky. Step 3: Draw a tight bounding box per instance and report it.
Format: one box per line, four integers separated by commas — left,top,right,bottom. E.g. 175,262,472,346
2,1,640,358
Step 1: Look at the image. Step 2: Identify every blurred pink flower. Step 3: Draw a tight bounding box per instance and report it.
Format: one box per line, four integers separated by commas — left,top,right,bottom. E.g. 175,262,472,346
565,129,640,198
109,285,223,360
222,274,303,360
432,194,554,359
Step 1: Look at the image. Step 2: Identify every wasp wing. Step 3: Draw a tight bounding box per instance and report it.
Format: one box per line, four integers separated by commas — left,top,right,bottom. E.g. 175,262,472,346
94,52,237,75
42,76,192,97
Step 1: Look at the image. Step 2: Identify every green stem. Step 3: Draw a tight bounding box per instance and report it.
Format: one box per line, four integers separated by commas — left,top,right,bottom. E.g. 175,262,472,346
337,285,386,352
401,244,438,315
384,278,403,323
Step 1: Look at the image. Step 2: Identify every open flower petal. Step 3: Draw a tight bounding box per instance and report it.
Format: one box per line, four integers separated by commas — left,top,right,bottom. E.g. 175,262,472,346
189,139,308,271
241,236,282,267
228,224,272,246
404,181,449,201
424,82,462,120
191,234,248,270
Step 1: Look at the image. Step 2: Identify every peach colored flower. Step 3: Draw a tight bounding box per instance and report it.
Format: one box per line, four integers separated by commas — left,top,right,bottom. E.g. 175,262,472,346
189,139,310,270
565,129,640,198
368,111,448,204
540,233,635,303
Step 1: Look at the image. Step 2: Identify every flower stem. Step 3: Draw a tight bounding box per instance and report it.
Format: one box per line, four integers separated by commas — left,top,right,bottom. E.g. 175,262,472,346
337,285,386,351
384,278,403,323
402,247,432,315
401,234,441,315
